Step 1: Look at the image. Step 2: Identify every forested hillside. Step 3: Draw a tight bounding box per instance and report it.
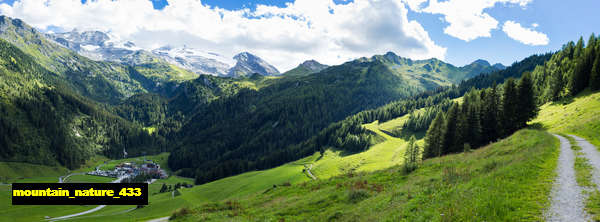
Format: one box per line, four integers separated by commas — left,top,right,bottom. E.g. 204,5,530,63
291,53,549,163
167,52,515,184
0,39,164,168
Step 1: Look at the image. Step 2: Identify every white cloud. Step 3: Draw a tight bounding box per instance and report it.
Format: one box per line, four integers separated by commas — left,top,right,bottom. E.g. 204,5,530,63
502,20,549,46
0,0,447,71
406,0,533,42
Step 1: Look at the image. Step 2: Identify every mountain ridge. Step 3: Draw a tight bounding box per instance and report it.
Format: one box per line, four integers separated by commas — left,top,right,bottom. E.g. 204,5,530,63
283,59,329,76
227,52,280,77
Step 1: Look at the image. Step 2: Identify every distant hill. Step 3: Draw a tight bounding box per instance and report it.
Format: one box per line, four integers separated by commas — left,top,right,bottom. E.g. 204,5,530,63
493,63,506,70
283,60,329,76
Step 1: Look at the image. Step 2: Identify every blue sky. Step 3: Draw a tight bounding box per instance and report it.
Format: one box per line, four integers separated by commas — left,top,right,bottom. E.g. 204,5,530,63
0,0,598,70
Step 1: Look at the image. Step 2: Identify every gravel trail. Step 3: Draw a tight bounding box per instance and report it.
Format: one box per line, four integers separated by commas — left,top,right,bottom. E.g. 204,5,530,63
570,135,600,186
546,134,591,222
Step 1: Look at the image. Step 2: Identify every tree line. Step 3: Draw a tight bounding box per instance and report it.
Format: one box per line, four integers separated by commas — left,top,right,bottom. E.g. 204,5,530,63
423,73,537,158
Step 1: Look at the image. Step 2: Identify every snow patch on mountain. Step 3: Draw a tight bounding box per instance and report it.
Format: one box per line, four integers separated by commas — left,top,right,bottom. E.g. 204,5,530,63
46,30,281,77
151,45,233,76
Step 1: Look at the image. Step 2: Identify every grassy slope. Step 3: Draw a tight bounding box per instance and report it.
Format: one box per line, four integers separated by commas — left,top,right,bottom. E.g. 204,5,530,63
310,121,412,178
63,174,114,183
53,118,414,221
0,162,67,183
175,129,558,221
532,90,600,147
0,155,108,183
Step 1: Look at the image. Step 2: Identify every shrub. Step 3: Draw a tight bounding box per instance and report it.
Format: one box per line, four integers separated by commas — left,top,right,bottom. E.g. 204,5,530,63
347,188,370,203
170,207,192,220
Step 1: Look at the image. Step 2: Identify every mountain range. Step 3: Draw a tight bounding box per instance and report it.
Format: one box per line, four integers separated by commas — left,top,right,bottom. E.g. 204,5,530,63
46,29,281,77
0,15,508,181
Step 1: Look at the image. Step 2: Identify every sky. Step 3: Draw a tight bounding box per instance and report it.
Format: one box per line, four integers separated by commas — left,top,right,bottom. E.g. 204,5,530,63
0,0,598,71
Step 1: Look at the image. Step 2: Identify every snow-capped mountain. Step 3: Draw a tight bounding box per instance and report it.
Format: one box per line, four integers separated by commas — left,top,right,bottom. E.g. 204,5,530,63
47,30,280,77
151,45,233,76
228,52,280,77
46,29,145,63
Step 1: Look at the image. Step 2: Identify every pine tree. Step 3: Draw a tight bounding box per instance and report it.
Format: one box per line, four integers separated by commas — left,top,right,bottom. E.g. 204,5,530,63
404,135,420,173
570,36,594,95
574,36,585,58
501,78,519,136
454,106,468,153
467,103,482,147
465,89,482,147
516,72,539,128
160,183,168,193
591,50,600,90
546,65,565,101
423,112,445,159
443,103,459,154
481,84,499,144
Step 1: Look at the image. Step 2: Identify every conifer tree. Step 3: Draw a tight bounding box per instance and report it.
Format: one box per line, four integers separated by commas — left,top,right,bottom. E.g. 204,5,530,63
501,78,519,136
546,66,565,101
591,49,600,90
574,37,585,58
467,102,482,147
160,183,168,193
516,72,539,128
442,103,459,154
423,112,445,159
570,36,594,95
404,135,420,173
454,106,468,153
480,85,499,144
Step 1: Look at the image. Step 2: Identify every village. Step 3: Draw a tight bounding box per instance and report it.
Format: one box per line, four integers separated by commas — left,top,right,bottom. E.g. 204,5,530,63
87,160,168,181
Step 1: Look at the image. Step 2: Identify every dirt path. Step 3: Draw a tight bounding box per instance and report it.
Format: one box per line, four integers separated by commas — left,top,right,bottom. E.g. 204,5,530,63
570,135,600,186
304,164,317,180
145,216,170,222
546,134,591,221
58,173,84,183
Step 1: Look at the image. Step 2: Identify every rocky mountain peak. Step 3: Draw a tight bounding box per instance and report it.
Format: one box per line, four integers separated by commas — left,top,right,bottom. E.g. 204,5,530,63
299,59,328,72
228,52,280,77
